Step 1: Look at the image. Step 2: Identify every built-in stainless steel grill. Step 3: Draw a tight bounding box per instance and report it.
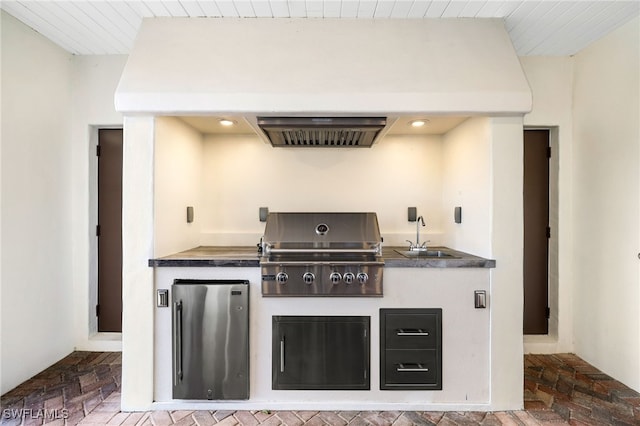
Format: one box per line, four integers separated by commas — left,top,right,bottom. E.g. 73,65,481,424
260,212,384,296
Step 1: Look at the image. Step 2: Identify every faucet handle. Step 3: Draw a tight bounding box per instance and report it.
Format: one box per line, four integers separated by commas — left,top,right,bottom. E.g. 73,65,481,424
406,239,415,249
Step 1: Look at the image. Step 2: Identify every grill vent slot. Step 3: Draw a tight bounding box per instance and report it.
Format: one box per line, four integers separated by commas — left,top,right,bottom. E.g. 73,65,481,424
258,117,386,148
281,129,367,146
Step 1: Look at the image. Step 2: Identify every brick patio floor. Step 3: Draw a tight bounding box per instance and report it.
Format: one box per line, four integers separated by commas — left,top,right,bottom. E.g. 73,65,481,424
1,352,639,425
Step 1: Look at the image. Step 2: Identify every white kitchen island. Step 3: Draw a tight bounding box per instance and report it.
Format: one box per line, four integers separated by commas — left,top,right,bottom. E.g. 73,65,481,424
151,247,494,411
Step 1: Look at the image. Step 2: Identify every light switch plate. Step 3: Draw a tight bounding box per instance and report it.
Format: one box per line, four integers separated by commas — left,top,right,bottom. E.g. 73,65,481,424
157,289,169,308
259,207,269,222
408,207,417,222
474,290,487,309
186,206,194,223
454,206,462,224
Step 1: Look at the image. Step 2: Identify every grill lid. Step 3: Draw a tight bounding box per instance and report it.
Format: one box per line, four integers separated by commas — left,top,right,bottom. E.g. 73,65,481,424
257,117,386,148
261,212,382,254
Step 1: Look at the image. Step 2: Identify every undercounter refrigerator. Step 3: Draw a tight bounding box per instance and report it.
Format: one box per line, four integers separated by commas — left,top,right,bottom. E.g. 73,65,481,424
172,279,249,400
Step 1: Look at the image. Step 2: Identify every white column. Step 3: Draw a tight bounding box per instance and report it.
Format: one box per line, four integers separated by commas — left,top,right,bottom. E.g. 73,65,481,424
489,116,525,410
121,116,155,410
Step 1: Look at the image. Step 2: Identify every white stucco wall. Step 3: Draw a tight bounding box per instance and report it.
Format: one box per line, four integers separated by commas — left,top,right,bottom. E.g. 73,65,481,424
442,117,492,257
440,115,525,410
1,11,75,394
154,117,203,257
121,116,155,410
487,116,525,410
572,16,640,392
199,133,444,247
519,56,575,353
70,54,127,346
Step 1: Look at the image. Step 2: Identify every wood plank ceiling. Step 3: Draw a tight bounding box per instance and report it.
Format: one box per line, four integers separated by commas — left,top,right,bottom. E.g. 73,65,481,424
2,1,639,56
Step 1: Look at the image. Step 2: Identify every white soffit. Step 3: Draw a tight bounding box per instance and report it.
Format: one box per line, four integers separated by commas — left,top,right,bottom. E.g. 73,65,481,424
1,1,639,56
115,18,532,115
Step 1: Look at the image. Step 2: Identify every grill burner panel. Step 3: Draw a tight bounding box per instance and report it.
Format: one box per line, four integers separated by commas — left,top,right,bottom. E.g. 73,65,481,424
260,213,384,297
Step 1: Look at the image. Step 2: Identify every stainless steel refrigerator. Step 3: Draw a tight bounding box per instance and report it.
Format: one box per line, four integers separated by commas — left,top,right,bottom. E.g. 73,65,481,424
172,279,249,400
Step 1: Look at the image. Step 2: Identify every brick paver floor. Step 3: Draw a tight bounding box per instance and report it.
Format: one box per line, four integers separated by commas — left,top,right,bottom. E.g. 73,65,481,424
1,352,639,425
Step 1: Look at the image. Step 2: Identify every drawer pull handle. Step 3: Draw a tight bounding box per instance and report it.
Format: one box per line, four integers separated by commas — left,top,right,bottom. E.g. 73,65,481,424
396,328,429,336
397,363,429,372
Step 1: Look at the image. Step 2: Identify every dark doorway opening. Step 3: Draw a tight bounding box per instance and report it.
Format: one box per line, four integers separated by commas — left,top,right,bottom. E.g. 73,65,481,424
97,129,123,332
523,129,550,335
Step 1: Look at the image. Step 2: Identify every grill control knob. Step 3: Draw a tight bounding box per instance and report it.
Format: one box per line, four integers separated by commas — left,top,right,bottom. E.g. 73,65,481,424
276,272,288,284
302,272,315,285
357,272,369,285
329,272,342,285
343,272,355,284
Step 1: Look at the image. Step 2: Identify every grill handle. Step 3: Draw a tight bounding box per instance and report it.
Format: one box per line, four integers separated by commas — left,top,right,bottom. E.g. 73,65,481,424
396,328,430,336
267,248,380,255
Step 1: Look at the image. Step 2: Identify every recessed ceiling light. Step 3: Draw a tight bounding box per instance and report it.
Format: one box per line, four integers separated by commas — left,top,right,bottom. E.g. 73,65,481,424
410,119,429,128
219,119,236,126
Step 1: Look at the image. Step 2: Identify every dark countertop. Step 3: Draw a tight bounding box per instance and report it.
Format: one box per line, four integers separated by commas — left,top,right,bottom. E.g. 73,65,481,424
382,246,495,268
149,246,495,268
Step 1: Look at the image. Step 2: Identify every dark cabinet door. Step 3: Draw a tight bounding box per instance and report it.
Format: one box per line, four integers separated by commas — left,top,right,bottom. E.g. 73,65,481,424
272,316,370,390
523,129,550,334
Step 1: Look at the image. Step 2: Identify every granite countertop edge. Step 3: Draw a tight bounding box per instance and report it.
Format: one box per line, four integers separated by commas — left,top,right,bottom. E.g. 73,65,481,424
149,246,496,268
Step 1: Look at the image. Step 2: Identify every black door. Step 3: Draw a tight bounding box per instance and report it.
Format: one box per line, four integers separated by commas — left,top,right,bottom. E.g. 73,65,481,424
97,129,123,332
523,129,550,335
272,316,370,390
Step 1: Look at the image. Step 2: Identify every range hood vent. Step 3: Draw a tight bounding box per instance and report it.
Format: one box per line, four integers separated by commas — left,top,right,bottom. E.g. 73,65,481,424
257,117,386,148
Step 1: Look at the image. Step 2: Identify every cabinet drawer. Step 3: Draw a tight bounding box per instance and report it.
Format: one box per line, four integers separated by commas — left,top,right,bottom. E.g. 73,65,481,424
382,349,441,389
380,308,442,390
383,310,440,349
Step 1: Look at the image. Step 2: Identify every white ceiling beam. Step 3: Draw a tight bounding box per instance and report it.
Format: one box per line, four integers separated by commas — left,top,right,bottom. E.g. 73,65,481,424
269,0,289,17
161,1,189,16
197,1,222,16
322,0,341,18
441,1,468,18
251,0,273,17
356,1,377,18
107,2,146,30
340,1,359,18
215,1,240,17
423,1,448,18
460,0,486,18
407,1,430,18
288,0,306,17
389,1,413,18
123,1,156,18
234,1,257,16
143,1,173,16
306,0,324,17
1,0,638,56
178,1,206,16
71,2,133,52
373,1,395,18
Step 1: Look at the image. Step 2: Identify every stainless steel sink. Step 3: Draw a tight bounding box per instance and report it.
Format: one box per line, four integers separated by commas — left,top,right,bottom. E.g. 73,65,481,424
394,249,460,258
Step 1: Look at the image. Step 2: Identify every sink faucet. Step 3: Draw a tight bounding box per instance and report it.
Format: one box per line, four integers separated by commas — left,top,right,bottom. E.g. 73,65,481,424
406,215,428,252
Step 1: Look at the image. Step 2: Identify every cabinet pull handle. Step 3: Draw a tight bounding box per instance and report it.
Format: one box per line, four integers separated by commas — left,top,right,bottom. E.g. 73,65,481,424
280,337,285,373
173,301,183,382
396,328,429,336
396,363,429,372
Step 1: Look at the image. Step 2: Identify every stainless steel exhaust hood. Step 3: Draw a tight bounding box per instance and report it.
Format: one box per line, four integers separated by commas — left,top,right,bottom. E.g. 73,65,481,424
257,117,386,148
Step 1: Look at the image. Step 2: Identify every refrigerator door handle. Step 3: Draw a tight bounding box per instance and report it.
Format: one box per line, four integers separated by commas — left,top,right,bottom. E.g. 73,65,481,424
173,300,183,382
